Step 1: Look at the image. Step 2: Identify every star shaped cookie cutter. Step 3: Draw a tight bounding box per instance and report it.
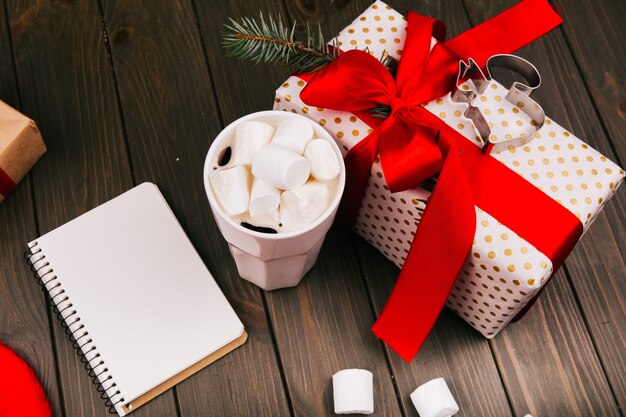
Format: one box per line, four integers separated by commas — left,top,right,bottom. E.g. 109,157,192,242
451,54,546,152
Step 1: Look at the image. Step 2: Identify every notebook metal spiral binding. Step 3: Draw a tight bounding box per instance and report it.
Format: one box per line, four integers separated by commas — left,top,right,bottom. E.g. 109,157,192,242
25,241,125,414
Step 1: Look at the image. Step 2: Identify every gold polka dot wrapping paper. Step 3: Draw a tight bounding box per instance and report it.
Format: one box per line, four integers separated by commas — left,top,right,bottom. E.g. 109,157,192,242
273,0,625,338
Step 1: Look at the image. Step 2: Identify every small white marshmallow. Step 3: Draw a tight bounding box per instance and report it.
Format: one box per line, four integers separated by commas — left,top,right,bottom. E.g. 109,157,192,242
209,165,250,216
410,378,459,417
271,118,314,154
252,144,311,190
332,369,374,415
304,139,341,181
280,181,330,231
249,177,281,219
232,121,274,165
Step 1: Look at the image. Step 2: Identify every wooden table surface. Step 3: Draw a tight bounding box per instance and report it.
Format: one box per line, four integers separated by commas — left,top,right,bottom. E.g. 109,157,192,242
1,0,624,416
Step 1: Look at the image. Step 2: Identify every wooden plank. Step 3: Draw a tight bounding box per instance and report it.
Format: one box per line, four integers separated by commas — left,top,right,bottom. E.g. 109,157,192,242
196,0,403,415
192,0,293,123
288,0,515,415
551,1,626,410
0,39,66,415
354,236,515,417
564,199,626,414
1,6,66,417
555,0,626,162
264,227,403,416
99,0,291,415
462,1,624,416
0,191,66,417
0,0,19,107
5,0,178,415
493,272,621,417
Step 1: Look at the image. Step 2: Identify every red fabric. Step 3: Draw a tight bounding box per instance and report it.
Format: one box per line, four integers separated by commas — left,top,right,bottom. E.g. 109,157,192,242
0,168,16,198
0,342,51,417
462,143,582,267
300,0,573,362
445,0,563,67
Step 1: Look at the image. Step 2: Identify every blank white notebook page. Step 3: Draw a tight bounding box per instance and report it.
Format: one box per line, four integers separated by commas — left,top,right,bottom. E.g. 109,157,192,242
30,182,244,409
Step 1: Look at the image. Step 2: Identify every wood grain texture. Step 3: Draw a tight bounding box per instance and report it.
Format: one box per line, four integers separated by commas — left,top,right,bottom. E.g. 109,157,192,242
1,6,66,417
0,150,66,417
192,0,293,123
0,192,66,417
264,227,403,416
354,236,514,417
99,0,291,415
492,271,620,417
464,1,625,416
550,1,626,409
554,0,626,162
562,200,626,414
0,0,18,107
4,0,178,415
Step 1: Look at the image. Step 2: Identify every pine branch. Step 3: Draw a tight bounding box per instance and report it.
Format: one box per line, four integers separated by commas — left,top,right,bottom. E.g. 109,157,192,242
222,13,338,73
369,104,392,119
223,12,399,119
421,177,438,193
380,52,398,77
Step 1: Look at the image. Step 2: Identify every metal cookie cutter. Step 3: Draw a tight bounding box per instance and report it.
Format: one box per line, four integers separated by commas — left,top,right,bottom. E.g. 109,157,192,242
451,54,546,152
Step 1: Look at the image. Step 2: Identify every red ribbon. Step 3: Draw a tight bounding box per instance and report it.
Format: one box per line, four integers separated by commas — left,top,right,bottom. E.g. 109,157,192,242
0,167,16,198
300,0,581,362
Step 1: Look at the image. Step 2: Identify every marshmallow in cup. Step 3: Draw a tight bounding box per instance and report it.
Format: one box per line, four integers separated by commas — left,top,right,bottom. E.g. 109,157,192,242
252,143,311,191
208,165,250,216
280,181,332,232
304,139,341,181
271,118,314,154
231,120,274,165
249,177,281,219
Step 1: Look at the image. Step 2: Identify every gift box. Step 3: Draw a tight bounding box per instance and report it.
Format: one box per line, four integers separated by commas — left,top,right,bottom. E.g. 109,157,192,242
274,0,624,340
0,100,46,203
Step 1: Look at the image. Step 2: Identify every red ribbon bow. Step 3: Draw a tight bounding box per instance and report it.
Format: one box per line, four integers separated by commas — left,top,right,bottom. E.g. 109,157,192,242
300,0,581,362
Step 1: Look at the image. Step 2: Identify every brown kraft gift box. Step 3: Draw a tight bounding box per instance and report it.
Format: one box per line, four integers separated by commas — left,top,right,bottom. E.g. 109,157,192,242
0,100,46,203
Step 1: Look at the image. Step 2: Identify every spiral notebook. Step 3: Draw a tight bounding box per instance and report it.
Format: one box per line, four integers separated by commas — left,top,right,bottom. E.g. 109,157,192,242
25,182,247,416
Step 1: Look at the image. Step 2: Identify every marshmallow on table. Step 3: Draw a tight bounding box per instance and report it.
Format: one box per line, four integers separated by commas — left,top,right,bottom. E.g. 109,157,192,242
280,181,331,231
231,120,274,165
332,369,374,415
410,378,459,417
304,139,341,181
271,118,314,154
252,144,311,190
209,165,250,216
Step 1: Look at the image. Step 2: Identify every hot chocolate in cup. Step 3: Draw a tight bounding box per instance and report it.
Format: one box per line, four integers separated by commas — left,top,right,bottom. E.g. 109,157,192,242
203,111,346,290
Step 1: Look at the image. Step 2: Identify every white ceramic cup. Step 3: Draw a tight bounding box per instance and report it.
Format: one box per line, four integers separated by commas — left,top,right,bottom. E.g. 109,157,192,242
203,111,346,290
